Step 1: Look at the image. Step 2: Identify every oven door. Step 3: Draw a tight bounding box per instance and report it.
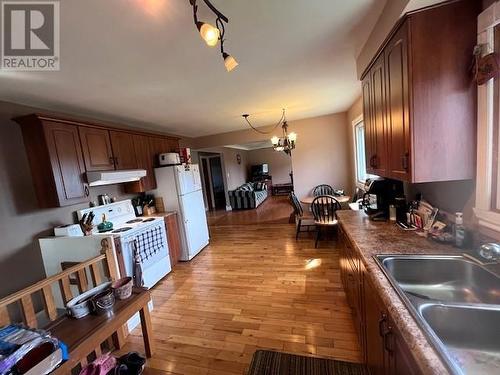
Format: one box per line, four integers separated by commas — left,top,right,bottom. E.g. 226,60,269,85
119,224,171,289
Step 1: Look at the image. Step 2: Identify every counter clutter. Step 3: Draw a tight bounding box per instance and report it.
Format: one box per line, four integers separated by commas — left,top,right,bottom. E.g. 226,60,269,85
336,210,500,374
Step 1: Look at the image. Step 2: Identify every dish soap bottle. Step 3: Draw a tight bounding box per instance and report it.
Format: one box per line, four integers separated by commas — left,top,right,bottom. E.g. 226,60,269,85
455,212,465,248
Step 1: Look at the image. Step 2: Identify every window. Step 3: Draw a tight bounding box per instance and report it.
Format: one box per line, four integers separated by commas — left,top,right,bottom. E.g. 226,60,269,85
354,121,367,185
475,4,500,232
353,117,374,188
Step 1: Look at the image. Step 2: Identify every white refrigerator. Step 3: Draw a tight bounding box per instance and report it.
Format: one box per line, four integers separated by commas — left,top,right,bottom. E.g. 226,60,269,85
154,164,210,260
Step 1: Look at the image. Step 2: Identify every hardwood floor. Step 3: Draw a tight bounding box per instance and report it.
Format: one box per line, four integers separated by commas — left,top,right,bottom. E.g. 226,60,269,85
121,224,362,374
206,196,293,226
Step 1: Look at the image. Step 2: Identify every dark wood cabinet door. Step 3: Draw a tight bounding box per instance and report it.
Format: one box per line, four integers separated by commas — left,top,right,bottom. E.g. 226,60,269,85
132,134,157,191
166,138,179,153
385,23,411,181
148,136,169,168
79,127,115,171
44,122,90,206
109,131,138,170
362,75,375,175
363,276,386,375
385,315,421,375
165,213,181,266
370,53,388,177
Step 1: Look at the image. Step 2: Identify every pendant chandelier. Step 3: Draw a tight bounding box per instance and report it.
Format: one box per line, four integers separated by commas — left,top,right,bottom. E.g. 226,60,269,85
242,109,297,156
189,0,238,72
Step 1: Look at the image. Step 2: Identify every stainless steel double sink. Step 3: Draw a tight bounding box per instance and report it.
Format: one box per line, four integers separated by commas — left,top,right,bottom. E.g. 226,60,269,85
375,255,500,374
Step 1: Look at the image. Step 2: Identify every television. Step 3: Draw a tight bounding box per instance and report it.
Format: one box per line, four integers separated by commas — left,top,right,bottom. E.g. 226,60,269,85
251,163,269,176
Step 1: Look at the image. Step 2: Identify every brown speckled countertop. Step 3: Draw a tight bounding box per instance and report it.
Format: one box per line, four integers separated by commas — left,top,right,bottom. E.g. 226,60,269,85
336,210,498,375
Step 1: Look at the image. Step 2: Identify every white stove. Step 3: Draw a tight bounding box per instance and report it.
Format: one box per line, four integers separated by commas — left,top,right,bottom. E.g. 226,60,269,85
77,200,171,289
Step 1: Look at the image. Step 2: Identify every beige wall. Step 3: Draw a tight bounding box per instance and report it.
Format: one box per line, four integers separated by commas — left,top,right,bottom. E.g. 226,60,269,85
0,101,138,298
247,148,292,185
186,113,352,199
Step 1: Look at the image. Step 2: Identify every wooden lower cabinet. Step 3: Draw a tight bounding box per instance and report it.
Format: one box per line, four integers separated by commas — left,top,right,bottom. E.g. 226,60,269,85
165,213,181,267
339,227,420,375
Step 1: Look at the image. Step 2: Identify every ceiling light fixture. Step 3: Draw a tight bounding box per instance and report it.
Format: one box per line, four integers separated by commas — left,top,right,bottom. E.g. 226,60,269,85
242,109,297,156
190,0,238,72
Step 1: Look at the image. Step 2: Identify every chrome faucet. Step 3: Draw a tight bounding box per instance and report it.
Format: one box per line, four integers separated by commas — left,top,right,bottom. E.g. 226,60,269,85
479,243,500,261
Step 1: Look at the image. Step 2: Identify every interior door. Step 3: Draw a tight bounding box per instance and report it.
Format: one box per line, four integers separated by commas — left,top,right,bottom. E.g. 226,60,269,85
209,157,226,209
78,127,115,171
370,52,388,177
386,23,411,181
201,158,214,209
109,131,138,170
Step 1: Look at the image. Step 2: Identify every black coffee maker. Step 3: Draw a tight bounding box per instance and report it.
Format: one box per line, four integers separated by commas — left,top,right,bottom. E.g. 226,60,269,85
362,178,404,221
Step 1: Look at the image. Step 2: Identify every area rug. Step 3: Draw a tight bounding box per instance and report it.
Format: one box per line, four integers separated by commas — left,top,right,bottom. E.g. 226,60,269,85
247,350,368,375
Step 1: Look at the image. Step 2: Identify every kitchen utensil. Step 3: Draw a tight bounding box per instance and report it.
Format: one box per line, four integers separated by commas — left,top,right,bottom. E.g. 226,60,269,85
111,277,133,300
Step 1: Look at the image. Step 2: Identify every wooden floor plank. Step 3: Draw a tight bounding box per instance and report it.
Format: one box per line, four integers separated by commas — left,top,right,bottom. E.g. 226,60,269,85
124,223,362,374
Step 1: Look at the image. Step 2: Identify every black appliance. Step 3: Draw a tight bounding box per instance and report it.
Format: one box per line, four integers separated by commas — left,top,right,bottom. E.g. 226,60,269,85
362,178,404,221
251,164,269,177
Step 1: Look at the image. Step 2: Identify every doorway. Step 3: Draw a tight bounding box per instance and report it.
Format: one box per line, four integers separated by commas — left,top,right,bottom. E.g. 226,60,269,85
200,155,226,210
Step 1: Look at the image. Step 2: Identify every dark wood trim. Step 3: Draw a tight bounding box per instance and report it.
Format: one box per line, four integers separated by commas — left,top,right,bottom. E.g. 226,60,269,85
13,113,181,141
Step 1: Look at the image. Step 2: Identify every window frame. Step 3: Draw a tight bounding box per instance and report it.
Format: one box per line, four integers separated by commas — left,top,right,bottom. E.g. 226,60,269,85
475,3,500,232
352,115,369,190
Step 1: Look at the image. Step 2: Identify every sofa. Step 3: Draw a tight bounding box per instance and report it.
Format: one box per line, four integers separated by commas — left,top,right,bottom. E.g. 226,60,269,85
229,182,268,210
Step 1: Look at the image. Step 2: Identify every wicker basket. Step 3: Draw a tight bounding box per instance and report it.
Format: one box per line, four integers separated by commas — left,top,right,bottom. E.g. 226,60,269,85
111,277,133,300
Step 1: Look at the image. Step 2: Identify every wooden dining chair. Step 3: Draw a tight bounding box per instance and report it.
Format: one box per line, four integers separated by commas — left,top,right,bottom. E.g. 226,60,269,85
313,184,335,197
289,192,317,240
311,195,341,248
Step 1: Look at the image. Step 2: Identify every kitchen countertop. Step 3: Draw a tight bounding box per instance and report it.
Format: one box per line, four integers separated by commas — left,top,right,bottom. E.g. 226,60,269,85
337,210,500,374
145,211,177,219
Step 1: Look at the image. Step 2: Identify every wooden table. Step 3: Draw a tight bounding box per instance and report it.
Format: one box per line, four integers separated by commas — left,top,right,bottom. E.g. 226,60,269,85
300,195,351,205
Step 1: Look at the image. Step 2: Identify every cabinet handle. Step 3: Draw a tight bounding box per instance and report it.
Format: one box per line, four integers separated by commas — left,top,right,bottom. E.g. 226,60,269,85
114,157,119,166
84,185,90,197
378,313,387,336
384,327,394,354
402,152,409,171
109,156,115,165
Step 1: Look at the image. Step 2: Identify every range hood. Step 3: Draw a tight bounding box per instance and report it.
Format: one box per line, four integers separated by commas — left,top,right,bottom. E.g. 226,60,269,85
86,169,147,187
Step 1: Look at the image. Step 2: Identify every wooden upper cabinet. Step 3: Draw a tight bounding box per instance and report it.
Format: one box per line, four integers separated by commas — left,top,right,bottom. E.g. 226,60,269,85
124,134,157,193
360,0,479,183
385,22,411,182
362,75,375,175
148,136,169,168
370,53,388,177
109,130,138,170
15,115,90,208
79,127,114,171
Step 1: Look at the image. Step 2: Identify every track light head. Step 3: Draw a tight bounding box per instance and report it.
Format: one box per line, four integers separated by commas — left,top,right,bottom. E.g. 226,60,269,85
196,22,220,47
223,52,238,72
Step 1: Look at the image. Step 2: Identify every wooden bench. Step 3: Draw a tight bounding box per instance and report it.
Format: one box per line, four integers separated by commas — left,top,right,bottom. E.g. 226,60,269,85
0,238,155,374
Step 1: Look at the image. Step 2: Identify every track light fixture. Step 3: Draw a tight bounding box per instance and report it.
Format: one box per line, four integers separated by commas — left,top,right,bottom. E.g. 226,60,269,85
190,0,238,72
